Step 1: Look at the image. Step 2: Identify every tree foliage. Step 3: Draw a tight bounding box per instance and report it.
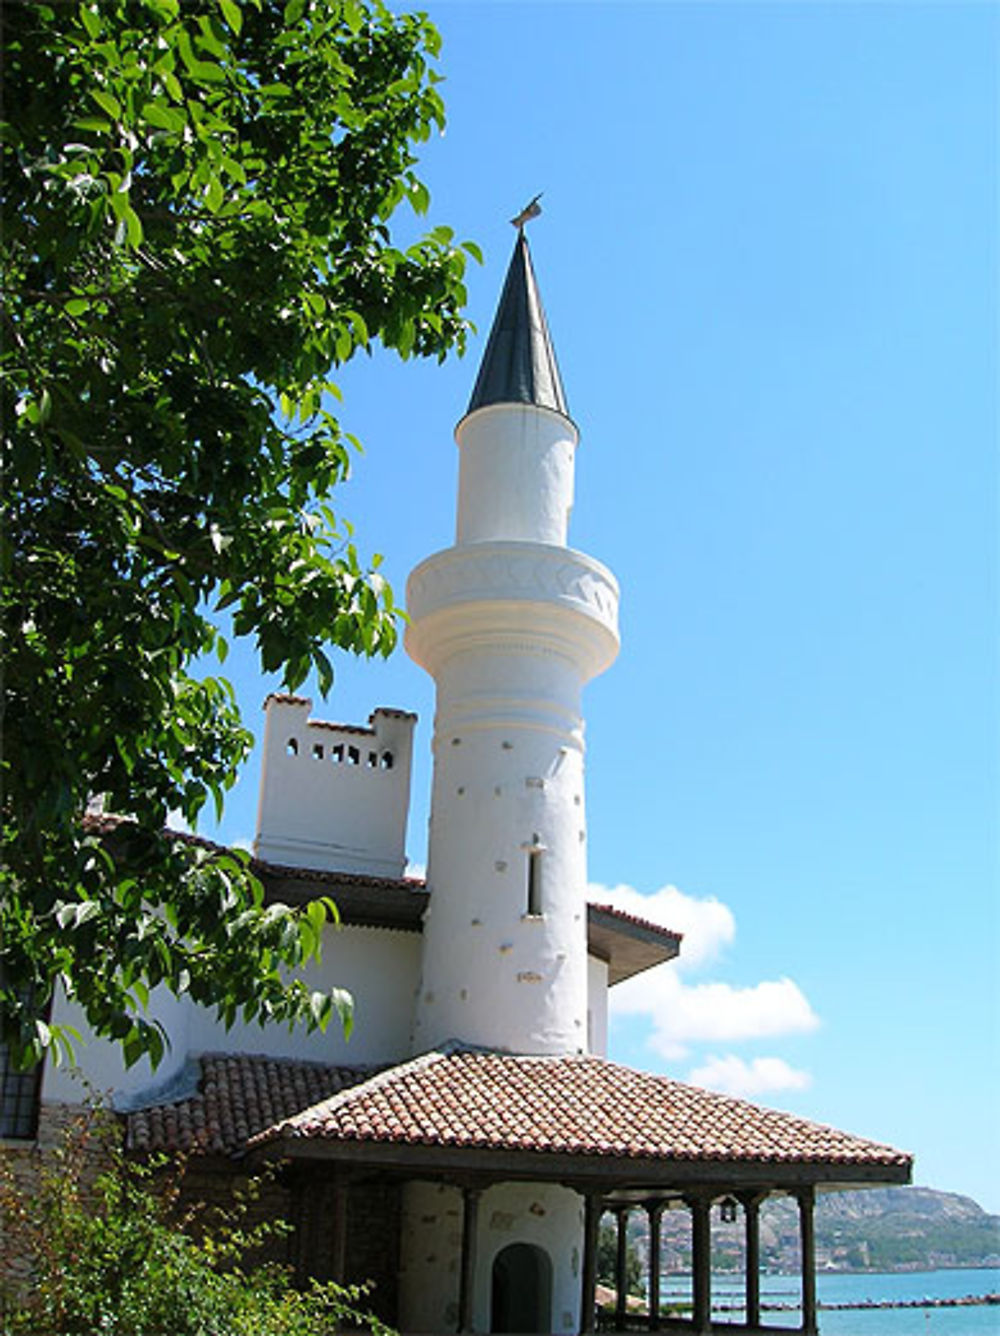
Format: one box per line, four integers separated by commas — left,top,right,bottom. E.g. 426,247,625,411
596,1219,646,1302
1,0,477,1068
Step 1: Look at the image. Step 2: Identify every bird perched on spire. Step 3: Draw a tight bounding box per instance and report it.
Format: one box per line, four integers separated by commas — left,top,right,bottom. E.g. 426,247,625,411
510,193,543,230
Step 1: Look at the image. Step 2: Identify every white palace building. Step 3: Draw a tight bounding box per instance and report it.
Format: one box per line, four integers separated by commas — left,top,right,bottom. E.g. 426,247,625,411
10,231,911,1334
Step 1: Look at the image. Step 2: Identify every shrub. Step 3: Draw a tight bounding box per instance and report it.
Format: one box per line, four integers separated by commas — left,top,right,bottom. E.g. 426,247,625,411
0,1106,390,1336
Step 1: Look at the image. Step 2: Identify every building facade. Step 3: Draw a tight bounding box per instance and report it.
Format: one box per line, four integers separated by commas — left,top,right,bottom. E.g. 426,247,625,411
2,233,911,1335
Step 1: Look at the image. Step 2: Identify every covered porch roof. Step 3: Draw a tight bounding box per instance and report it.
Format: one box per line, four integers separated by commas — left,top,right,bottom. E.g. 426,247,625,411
128,1046,911,1194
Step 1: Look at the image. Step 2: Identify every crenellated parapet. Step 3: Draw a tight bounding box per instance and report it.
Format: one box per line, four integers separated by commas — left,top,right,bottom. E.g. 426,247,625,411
253,694,415,878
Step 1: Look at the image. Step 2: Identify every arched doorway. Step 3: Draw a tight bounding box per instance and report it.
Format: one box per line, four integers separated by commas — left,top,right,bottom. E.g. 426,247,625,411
491,1242,552,1333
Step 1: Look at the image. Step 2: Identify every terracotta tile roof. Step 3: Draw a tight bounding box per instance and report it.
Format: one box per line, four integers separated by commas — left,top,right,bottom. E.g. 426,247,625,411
589,902,681,943
253,1048,911,1171
127,1054,373,1156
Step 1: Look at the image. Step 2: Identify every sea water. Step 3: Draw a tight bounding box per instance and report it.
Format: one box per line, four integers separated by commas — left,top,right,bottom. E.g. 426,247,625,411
660,1268,1000,1335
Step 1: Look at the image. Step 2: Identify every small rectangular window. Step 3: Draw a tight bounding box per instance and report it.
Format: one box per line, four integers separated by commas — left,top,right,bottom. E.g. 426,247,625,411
0,984,45,1140
527,849,543,917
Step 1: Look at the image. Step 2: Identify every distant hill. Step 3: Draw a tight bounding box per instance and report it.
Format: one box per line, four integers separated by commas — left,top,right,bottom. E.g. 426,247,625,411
625,1186,1000,1274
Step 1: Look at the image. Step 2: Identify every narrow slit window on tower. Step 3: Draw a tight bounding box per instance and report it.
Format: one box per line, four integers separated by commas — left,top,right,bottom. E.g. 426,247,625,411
331,743,344,763
347,746,360,766
286,738,298,757
527,846,543,917
312,743,324,761
367,751,378,767
380,751,394,770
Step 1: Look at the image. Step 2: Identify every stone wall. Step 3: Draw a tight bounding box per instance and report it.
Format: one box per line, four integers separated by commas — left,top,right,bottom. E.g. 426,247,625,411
0,1102,119,1301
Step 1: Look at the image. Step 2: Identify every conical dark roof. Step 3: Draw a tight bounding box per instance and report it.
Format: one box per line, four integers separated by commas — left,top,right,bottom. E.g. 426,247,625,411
466,232,569,418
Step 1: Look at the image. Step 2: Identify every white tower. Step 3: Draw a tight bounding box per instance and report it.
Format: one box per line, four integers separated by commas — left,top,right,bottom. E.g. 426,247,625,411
406,233,619,1056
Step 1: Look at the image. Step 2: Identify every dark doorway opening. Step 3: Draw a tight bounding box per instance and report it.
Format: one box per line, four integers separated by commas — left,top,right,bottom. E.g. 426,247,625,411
490,1241,552,1333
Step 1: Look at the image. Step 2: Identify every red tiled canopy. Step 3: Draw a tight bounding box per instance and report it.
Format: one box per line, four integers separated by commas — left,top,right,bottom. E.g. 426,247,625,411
252,1048,910,1172
127,1054,372,1156
127,1048,911,1184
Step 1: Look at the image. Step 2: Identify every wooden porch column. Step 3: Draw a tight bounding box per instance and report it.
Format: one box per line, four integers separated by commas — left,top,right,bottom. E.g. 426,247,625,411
739,1191,765,1329
458,1185,482,1334
580,1192,602,1334
289,1168,312,1285
797,1186,818,1335
645,1200,665,1330
687,1195,712,1335
613,1205,630,1331
330,1177,349,1285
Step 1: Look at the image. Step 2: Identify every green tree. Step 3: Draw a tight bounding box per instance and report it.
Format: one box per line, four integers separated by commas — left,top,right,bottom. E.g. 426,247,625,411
1,0,478,1069
596,1220,646,1302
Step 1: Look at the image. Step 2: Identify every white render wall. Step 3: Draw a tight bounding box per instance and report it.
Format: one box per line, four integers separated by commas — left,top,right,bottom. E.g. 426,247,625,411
185,923,421,1067
406,394,619,1057
42,982,192,1105
43,923,421,1108
587,953,609,1057
397,1179,584,1333
456,402,578,546
254,696,415,877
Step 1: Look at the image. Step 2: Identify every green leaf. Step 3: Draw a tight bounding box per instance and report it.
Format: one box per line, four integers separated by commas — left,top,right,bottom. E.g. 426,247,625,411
205,175,224,212
218,0,243,34
142,101,185,133
78,4,100,40
123,204,143,247
90,88,121,120
73,115,112,133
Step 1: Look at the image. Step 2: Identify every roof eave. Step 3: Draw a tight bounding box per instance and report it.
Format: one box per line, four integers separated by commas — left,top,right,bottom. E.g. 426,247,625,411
252,1135,913,1192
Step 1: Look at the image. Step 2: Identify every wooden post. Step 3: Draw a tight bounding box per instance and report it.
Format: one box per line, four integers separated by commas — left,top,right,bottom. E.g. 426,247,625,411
740,1191,764,1329
646,1199,664,1330
614,1204,630,1331
797,1186,817,1335
330,1177,349,1285
289,1168,310,1285
687,1195,712,1335
459,1185,481,1333
580,1193,602,1334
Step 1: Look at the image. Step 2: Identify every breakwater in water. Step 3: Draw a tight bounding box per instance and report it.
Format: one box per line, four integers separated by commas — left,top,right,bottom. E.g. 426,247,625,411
662,1267,1000,1334
711,1293,999,1312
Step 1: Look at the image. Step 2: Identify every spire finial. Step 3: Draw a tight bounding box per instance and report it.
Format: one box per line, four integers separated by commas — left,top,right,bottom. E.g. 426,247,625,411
465,216,569,419
510,192,543,231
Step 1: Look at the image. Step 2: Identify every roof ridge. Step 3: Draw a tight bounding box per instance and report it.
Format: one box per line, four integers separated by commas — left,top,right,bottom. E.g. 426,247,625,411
249,1045,455,1147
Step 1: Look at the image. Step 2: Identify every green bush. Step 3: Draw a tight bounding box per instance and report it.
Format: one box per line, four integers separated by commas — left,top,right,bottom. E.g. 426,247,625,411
0,1107,390,1336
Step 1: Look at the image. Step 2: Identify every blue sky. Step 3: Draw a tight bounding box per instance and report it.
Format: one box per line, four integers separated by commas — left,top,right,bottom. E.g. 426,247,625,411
201,3,999,1212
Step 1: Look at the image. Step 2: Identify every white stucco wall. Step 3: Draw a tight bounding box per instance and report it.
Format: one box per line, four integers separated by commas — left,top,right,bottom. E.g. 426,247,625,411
406,543,619,1058
185,923,421,1067
42,981,192,1105
42,922,421,1108
587,953,609,1057
255,697,415,878
456,403,578,547
398,1179,584,1334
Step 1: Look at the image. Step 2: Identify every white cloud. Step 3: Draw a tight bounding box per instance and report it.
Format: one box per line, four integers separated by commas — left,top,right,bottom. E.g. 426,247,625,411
595,880,821,1061
686,1054,812,1098
589,880,735,973
613,969,820,1059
